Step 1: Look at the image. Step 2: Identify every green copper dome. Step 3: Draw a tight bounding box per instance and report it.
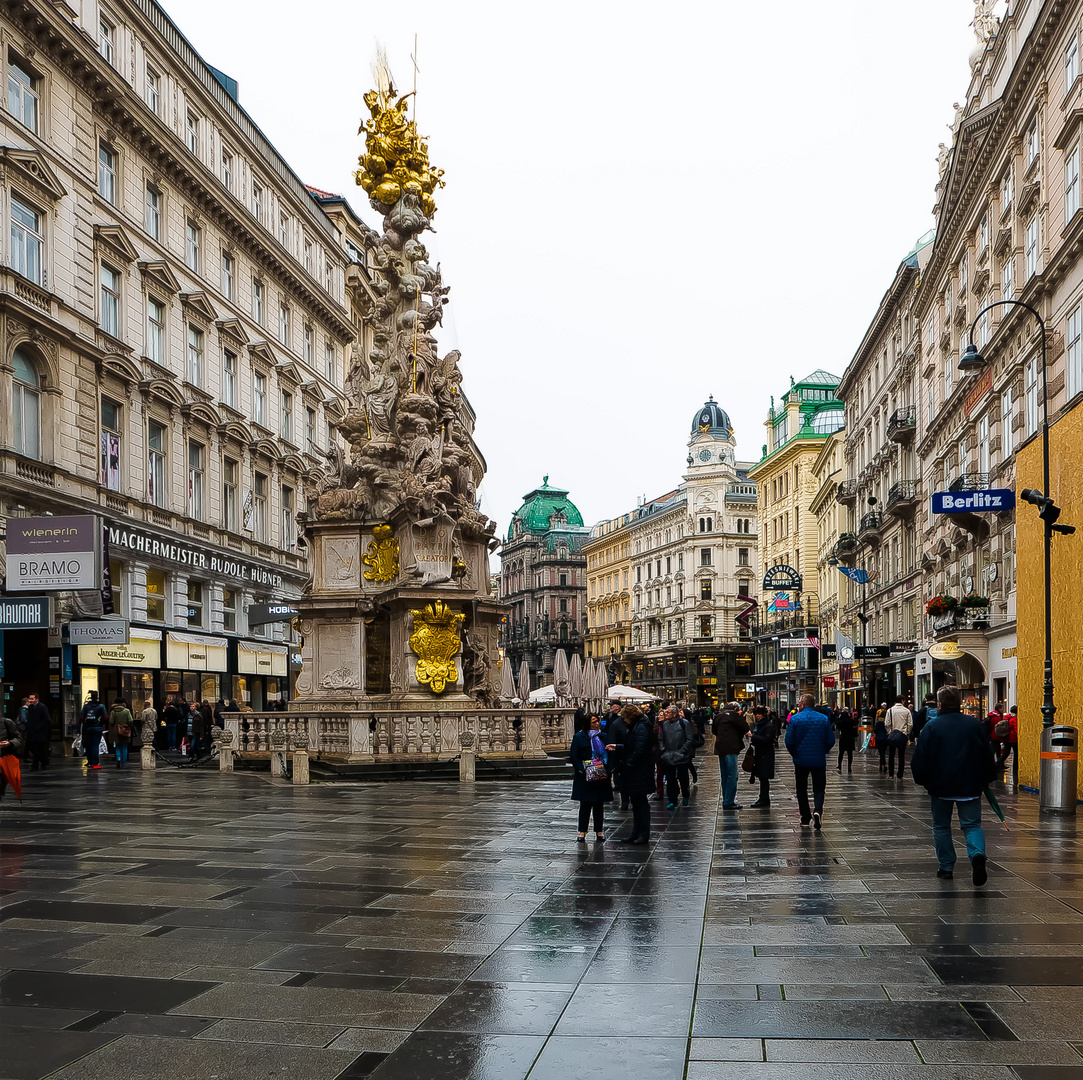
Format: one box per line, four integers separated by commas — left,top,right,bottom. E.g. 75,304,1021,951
507,476,584,539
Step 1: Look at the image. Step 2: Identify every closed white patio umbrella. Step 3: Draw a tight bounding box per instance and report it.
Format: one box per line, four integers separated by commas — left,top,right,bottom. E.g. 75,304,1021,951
517,661,531,704
569,653,584,704
500,659,516,704
553,648,570,706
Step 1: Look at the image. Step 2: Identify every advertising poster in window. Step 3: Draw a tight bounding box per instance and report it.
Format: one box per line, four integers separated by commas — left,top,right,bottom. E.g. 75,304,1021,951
101,431,120,491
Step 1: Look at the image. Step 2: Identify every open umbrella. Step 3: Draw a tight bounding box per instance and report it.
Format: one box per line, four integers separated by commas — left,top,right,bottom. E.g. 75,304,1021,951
569,653,584,705
499,659,516,704
517,661,531,704
0,753,22,801
553,648,570,706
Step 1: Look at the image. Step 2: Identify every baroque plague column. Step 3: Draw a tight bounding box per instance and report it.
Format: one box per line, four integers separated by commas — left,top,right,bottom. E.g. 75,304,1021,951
292,73,505,746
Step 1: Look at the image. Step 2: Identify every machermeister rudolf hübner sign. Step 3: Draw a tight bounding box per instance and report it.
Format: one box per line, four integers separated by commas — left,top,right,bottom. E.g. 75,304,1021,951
932,489,1016,513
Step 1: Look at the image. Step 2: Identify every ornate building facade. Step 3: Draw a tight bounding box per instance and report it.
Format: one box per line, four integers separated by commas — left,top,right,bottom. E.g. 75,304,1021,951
0,0,358,724
499,479,588,690
834,235,931,710
810,429,845,704
620,398,759,707
747,372,844,713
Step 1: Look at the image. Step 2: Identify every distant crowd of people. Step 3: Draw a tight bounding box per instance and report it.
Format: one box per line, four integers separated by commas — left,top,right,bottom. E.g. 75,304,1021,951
568,685,1007,885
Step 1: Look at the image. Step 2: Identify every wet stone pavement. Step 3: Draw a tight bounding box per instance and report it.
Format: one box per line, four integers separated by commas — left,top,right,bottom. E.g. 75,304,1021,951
2,753,1083,1079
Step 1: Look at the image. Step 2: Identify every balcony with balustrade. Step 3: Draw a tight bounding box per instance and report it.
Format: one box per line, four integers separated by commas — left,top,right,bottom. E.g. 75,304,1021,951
887,405,917,444
835,479,858,505
857,511,884,546
833,532,859,565
887,479,920,517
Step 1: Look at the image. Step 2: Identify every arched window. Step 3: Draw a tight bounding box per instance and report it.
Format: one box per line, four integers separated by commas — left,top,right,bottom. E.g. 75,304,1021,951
12,349,41,459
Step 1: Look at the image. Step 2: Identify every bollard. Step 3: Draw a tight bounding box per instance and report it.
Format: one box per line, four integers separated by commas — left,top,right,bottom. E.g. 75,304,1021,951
140,745,155,770
459,750,476,782
1040,725,1078,815
269,729,287,778
218,747,233,772
292,750,309,784
213,727,234,773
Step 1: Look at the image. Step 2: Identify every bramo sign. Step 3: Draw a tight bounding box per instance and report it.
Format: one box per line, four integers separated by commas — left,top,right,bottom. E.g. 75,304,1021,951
7,516,100,591
931,489,1016,514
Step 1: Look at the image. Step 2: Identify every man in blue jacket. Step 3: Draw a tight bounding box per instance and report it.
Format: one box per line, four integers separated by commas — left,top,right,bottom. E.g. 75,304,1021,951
784,694,835,830
910,684,998,885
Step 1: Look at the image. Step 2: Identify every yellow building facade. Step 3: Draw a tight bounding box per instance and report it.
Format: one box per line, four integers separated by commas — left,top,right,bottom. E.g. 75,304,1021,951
584,513,633,682
1016,410,1083,799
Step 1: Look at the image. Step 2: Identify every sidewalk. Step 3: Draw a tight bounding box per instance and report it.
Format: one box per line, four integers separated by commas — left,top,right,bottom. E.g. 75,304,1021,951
1,749,1081,1079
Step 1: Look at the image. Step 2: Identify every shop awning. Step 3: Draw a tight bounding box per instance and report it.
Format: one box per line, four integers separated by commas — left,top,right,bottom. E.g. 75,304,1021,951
166,632,229,672
237,640,288,677
78,629,162,669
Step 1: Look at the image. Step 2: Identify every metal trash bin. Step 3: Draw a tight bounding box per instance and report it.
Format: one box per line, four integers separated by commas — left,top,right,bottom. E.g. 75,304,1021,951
1040,725,1078,815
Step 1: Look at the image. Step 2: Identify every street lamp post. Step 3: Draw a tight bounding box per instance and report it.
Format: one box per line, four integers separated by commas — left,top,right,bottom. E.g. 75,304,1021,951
828,550,870,716
961,300,1074,729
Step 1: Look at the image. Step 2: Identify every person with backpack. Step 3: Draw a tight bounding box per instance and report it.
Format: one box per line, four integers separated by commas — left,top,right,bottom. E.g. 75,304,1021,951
659,706,695,808
835,709,858,773
884,696,913,779
78,691,108,770
911,684,999,885
993,701,1016,775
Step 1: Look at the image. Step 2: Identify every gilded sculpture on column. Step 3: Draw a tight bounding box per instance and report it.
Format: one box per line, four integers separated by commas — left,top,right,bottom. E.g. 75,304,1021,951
363,523,400,583
409,600,464,694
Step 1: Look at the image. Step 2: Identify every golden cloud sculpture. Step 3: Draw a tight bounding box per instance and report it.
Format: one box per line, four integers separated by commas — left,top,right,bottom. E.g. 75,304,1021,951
409,600,464,694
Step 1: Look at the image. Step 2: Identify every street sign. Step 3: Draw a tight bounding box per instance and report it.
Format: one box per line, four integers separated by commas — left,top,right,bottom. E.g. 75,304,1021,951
932,489,1015,513
780,637,817,648
856,645,890,659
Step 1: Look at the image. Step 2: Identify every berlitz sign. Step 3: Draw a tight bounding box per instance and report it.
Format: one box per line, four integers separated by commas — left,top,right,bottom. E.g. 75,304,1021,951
106,524,285,589
932,489,1016,513
7,516,100,591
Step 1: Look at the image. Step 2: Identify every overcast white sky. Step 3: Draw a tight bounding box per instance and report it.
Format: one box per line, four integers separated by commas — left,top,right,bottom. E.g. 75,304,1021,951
166,0,982,532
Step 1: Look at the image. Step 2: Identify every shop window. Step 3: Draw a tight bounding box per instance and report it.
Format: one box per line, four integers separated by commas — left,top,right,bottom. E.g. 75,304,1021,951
186,580,203,628
101,397,122,491
146,568,166,621
222,587,237,632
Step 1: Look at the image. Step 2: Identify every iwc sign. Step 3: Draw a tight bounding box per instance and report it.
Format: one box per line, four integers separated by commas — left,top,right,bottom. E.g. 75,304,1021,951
762,565,802,591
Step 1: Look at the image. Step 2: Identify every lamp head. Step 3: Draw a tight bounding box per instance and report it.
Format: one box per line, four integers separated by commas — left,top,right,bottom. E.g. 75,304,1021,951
959,342,985,374
828,555,838,567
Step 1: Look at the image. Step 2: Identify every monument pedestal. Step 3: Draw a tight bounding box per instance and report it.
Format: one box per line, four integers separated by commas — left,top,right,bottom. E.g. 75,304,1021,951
140,746,154,770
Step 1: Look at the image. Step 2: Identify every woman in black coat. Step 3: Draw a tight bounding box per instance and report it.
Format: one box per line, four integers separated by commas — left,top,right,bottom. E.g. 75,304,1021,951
748,709,776,808
836,709,858,773
569,713,614,842
618,706,654,845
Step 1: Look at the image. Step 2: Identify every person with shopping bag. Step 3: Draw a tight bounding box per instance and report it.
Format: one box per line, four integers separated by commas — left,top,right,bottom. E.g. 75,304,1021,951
0,714,24,800
78,691,108,770
569,713,614,842
108,698,134,768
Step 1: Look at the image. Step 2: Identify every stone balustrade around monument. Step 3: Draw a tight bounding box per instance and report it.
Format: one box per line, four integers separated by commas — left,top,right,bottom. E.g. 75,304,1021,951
221,708,574,777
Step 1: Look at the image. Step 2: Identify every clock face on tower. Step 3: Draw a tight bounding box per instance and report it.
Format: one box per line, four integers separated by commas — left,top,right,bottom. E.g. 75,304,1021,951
698,449,712,462
840,644,855,661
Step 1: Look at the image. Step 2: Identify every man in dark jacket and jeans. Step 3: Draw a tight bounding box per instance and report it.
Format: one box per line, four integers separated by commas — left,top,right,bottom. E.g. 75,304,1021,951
712,703,750,811
785,694,836,830
24,693,52,771
910,684,998,885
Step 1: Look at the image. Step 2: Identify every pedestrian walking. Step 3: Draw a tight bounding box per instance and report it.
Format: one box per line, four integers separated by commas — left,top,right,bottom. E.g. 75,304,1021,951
748,707,775,808
912,693,938,743
910,684,999,885
712,702,750,811
569,713,615,842
998,705,1019,778
835,709,858,772
0,713,24,799
659,705,695,808
873,705,890,774
78,691,108,770
785,693,836,830
24,693,51,771
683,706,702,786
884,696,913,779
619,705,655,845
108,698,134,768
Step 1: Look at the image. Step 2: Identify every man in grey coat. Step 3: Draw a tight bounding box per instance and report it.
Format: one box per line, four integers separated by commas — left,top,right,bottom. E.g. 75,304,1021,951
659,706,695,808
